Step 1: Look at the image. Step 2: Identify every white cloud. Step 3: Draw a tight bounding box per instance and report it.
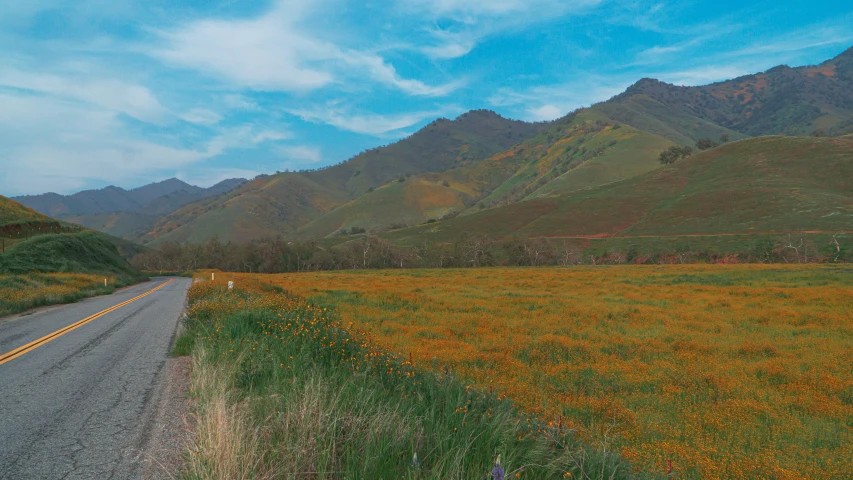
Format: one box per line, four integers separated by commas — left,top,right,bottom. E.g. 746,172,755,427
177,168,260,189
403,0,601,17
181,108,222,125
655,65,750,86
221,94,259,110
421,29,476,59
489,77,627,121
278,145,322,163
152,0,457,96
527,104,563,121
289,105,446,136
252,130,291,144
0,92,227,195
0,67,168,123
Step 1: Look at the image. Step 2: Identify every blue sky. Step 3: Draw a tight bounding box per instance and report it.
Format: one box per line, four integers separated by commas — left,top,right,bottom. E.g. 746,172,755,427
1,0,852,196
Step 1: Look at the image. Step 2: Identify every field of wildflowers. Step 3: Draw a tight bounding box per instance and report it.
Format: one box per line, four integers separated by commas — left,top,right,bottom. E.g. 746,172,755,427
0,273,121,317
218,264,853,479
179,278,640,479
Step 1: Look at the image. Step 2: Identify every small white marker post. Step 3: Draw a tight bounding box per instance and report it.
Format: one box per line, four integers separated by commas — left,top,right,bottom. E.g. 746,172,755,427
228,281,234,291
212,272,215,281
104,278,107,287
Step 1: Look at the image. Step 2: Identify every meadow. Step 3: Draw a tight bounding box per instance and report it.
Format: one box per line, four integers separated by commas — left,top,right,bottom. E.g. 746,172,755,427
0,273,120,317
216,265,853,479
180,277,638,479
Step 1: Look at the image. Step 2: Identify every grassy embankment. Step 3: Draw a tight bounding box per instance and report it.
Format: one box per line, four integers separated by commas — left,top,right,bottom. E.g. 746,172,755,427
0,232,144,316
177,277,648,479
234,265,853,479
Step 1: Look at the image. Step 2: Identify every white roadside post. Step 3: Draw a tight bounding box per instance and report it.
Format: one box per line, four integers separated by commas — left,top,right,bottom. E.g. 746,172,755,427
212,272,215,281
104,278,107,287
228,281,234,291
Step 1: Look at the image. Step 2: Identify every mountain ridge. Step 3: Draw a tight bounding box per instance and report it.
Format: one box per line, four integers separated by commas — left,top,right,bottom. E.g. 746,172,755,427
14,47,853,248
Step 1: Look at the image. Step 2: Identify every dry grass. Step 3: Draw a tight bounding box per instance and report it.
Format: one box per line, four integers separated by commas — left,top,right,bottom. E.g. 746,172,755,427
186,347,270,480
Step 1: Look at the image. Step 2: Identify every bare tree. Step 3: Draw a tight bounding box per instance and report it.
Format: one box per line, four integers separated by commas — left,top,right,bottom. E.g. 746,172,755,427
557,241,579,266
829,234,842,262
781,233,808,263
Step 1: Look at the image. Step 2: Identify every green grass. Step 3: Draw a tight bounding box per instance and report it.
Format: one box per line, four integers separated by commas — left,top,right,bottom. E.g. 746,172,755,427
0,273,139,317
180,281,651,479
146,111,549,245
0,195,53,227
383,135,853,247
0,231,140,277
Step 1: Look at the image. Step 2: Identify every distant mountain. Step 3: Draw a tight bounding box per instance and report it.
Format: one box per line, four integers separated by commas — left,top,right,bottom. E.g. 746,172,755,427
20,48,853,249
142,110,550,244
15,178,248,240
15,178,245,217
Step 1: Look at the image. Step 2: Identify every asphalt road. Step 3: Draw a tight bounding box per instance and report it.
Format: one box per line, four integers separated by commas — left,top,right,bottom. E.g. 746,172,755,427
0,277,191,480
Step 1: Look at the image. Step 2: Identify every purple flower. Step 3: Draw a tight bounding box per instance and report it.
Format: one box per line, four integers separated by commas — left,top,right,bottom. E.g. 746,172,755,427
493,457,505,480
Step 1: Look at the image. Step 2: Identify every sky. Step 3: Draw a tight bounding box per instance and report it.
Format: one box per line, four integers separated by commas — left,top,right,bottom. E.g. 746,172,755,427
1,0,852,196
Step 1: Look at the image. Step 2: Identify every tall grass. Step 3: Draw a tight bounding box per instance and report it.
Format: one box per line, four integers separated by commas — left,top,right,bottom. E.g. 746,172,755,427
0,273,136,317
181,280,647,479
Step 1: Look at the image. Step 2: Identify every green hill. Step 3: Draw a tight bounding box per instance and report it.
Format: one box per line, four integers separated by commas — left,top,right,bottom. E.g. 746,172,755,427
0,231,140,277
0,195,54,227
144,110,549,244
292,110,674,238
383,136,853,244
606,47,853,139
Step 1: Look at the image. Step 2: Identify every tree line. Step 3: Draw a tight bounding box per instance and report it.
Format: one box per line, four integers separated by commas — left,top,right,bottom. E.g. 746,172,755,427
130,233,848,273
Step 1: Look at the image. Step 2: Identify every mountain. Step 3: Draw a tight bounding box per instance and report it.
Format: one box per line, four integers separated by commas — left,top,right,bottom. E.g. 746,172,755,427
137,48,853,245
601,47,853,141
15,178,246,217
142,110,550,244
18,48,853,249
15,178,248,240
292,109,674,238
381,135,853,245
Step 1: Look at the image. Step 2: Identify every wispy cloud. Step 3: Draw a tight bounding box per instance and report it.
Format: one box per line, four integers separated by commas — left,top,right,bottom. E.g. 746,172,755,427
489,76,629,121
278,145,323,163
0,66,169,124
288,105,451,136
403,0,603,17
151,0,459,96
177,168,260,189
181,108,222,125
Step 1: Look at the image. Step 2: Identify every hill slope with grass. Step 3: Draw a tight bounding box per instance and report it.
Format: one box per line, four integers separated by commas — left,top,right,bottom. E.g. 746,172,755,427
292,110,675,238
144,110,549,244
0,195,54,227
605,46,853,139
0,231,140,277
383,135,853,244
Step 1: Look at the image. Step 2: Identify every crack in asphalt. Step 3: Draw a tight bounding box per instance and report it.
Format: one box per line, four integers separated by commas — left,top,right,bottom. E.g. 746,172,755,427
0,278,190,480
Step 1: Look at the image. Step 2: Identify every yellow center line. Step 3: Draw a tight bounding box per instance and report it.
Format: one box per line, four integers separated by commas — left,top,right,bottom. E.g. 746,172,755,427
0,279,173,366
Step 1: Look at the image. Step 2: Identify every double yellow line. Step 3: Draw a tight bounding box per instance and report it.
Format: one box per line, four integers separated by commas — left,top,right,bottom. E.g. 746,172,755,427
0,279,173,366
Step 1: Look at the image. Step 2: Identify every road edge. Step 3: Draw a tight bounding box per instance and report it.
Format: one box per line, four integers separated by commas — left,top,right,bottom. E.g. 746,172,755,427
137,279,194,480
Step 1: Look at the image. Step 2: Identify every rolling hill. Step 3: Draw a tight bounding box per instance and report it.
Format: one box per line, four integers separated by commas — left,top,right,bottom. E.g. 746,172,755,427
143,110,550,244
0,231,140,277
382,135,853,245
0,195,54,227
17,47,853,250
603,46,853,139
293,109,675,238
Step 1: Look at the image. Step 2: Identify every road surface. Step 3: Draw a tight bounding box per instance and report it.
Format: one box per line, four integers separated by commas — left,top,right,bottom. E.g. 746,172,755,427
0,277,191,480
